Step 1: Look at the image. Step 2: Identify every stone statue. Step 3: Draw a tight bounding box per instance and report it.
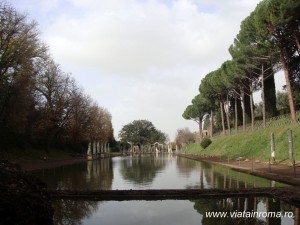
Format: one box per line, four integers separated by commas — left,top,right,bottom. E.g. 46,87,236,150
87,142,92,160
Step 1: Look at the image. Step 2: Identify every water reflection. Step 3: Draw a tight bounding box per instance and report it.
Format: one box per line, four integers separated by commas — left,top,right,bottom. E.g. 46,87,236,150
34,158,113,190
176,157,284,189
34,155,287,190
52,197,298,225
86,159,113,189
193,198,287,225
35,155,296,224
53,199,98,225
119,155,166,186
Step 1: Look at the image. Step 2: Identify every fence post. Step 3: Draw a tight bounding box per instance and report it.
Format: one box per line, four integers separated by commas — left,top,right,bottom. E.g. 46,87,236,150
294,160,296,178
271,133,275,162
288,129,294,164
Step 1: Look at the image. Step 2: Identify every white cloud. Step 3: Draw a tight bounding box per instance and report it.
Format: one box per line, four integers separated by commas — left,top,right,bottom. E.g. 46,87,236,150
45,0,255,76
11,0,263,140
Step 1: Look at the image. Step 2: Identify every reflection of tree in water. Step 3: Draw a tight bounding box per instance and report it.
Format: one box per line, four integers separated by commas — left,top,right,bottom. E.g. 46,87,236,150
85,159,113,190
34,158,113,190
193,197,256,225
186,161,284,189
204,165,282,189
52,199,99,225
176,156,199,176
191,197,293,225
120,155,166,185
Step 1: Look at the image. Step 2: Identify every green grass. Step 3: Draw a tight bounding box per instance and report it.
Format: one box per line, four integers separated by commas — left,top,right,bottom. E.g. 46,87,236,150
183,123,300,161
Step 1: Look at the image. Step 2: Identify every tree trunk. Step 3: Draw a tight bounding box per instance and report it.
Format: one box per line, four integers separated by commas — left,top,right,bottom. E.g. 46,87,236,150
244,88,251,123
220,101,226,135
240,86,246,131
261,64,266,128
280,50,297,124
264,70,277,118
292,32,300,52
198,117,203,141
249,82,255,131
210,110,214,137
225,94,231,135
234,95,238,134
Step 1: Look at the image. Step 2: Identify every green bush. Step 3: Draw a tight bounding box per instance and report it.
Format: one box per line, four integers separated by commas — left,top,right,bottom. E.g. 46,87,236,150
200,138,212,149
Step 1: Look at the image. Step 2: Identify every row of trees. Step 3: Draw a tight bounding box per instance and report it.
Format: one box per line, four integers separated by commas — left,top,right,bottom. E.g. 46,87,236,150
0,1,113,151
183,0,300,139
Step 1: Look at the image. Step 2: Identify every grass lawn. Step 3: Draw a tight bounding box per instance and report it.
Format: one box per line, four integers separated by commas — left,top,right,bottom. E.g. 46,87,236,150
183,123,300,161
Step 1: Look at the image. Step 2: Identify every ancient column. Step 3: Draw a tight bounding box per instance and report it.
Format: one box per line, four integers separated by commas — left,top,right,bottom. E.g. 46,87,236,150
97,142,100,154
93,142,97,156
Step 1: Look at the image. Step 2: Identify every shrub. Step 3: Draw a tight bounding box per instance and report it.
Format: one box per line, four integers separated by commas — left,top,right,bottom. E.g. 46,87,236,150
200,138,212,149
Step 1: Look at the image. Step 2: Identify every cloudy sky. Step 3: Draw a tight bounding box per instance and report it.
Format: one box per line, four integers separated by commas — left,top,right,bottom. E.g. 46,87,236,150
11,0,284,141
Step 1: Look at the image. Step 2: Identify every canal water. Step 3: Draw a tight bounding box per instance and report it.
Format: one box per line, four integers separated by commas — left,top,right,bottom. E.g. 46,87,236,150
34,154,298,225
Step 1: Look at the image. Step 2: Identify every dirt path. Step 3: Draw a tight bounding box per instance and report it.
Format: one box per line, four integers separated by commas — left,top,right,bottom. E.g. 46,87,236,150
18,157,87,172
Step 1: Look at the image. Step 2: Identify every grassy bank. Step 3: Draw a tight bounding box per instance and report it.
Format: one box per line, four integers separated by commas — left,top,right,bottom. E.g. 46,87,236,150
183,123,300,161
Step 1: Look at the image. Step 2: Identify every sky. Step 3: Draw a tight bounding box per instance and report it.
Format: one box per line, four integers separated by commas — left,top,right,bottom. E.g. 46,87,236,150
10,0,285,141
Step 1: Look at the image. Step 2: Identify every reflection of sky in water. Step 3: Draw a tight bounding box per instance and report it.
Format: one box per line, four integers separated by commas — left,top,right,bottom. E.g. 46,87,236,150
256,200,294,225
84,200,202,225
112,155,204,189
